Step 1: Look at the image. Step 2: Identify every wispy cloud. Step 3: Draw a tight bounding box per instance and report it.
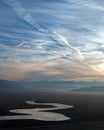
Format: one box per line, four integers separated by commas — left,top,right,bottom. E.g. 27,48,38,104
6,0,85,62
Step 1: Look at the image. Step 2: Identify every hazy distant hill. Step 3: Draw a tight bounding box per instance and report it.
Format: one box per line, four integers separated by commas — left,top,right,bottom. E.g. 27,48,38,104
71,86,104,92
15,80,104,91
0,80,22,89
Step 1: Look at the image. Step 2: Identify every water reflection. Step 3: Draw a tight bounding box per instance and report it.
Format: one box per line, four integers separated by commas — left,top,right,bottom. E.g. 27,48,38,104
0,101,73,121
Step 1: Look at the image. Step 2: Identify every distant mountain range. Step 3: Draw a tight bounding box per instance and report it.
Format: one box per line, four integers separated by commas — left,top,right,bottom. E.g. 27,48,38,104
0,79,104,92
15,80,83,90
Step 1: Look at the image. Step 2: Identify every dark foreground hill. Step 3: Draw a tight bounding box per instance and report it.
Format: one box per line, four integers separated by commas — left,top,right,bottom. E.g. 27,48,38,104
1,90,104,130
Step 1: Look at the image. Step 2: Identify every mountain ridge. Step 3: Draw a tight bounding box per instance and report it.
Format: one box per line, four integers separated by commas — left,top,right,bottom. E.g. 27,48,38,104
0,79,23,89
71,85,104,92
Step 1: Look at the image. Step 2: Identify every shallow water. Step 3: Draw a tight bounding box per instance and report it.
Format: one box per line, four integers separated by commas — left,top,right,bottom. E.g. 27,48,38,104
0,100,73,121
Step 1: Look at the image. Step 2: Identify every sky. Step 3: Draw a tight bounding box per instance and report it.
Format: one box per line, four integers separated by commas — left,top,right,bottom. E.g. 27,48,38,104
0,0,104,81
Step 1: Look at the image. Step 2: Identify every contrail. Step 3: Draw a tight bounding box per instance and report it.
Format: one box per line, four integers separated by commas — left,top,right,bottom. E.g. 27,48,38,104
6,0,45,32
52,31,84,61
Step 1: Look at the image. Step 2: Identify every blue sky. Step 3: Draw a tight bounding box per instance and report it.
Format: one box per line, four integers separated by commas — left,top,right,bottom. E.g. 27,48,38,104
0,0,104,81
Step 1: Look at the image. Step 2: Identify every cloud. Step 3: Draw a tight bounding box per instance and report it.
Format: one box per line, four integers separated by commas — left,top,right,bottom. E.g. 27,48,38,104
0,0,104,81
